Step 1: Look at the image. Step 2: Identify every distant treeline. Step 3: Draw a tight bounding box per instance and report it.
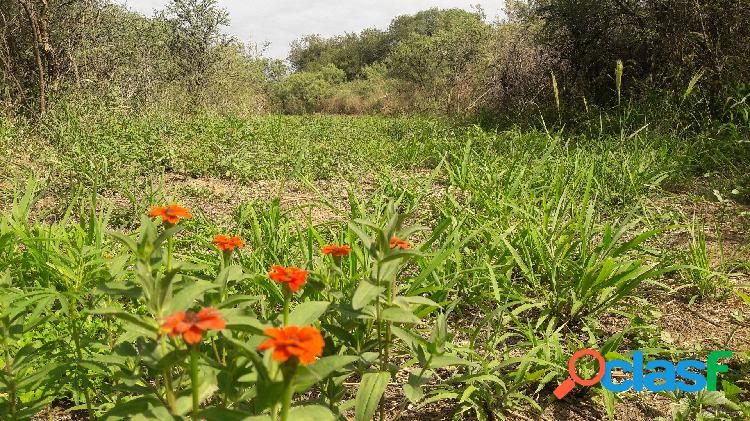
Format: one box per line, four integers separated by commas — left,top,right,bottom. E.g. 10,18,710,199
2,0,749,126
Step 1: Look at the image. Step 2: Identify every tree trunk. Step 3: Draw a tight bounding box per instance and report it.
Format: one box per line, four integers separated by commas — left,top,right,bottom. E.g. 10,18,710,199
18,0,47,114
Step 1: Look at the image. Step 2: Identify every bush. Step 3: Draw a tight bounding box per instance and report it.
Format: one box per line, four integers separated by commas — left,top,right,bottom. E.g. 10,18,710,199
527,0,750,110
272,64,347,114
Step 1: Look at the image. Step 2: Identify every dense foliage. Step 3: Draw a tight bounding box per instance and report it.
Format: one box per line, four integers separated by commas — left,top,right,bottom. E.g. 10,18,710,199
2,1,748,124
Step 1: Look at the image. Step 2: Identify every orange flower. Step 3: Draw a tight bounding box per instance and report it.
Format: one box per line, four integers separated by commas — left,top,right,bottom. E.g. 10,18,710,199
257,326,324,365
321,244,352,257
149,204,192,225
161,307,226,345
268,265,308,292
390,236,411,250
213,234,244,251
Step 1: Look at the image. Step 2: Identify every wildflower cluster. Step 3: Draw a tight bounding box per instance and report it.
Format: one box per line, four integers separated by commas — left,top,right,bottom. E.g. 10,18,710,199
1,202,448,421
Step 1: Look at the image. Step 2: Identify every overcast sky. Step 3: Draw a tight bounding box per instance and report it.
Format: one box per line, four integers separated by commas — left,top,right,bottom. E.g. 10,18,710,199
120,0,504,59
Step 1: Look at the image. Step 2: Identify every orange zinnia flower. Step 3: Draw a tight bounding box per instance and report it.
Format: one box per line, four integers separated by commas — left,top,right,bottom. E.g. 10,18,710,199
149,204,192,225
161,307,226,345
257,326,324,365
268,265,308,292
390,236,411,250
321,244,352,257
213,234,244,251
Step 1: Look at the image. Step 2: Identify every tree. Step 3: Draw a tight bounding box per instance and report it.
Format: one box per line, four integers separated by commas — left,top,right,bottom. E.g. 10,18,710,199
385,8,491,113
288,30,390,80
162,0,230,95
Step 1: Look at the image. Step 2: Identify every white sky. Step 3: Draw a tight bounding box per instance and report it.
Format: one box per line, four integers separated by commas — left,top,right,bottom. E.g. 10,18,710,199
120,0,505,59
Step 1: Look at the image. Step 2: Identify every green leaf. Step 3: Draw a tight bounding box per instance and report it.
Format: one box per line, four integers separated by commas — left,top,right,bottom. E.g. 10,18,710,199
699,391,738,409
391,326,429,352
600,387,616,421
199,408,257,421
288,405,336,421
736,290,750,309
100,396,165,420
295,355,358,392
109,231,138,253
408,222,488,292
87,308,157,334
404,370,431,403
381,306,420,324
218,295,259,309
352,281,384,310
174,366,218,415
288,301,330,326
166,281,217,314
216,264,247,291
355,372,390,421
380,250,421,263
224,315,266,335
395,295,440,308
429,355,473,368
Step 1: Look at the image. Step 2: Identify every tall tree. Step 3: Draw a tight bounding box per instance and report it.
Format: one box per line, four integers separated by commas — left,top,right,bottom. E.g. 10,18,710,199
162,0,230,95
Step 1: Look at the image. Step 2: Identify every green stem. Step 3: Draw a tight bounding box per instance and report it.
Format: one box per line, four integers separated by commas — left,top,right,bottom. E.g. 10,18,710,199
283,287,291,327
375,295,383,366
279,361,297,421
384,274,394,375
220,250,231,301
4,343,16,421
72,317,94,421
166,235,174,272
160,338,177,413
211,337,222,363
375,294,385,421
279,380,294,421
190,347,200,419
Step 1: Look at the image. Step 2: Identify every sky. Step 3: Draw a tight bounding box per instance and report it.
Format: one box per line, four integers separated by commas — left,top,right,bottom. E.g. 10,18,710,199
120,0,504,59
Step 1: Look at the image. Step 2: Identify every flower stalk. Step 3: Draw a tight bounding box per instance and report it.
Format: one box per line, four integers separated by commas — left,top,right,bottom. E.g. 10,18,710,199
160,338,177,413
283,286,291,326
190,346,200,419
278,360,298,421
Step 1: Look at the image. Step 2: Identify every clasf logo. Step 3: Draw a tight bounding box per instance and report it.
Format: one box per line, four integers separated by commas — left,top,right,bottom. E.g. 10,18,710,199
553,349,733,399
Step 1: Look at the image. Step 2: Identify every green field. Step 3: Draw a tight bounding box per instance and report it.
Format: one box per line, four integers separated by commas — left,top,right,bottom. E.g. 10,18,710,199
1,113,748,420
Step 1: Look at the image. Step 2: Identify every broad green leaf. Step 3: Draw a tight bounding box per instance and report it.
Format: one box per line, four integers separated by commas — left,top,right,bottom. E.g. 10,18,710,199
288,405,336,421
430,355,473,368
199,408,257,421
295,355,359,392
394,295,440,309
736,290,750,308
352,281,384,310
166,280,217,314
381,306,420,324
174,367,218,415
100,396,165,420
216,265,247,292
390,326,429,352
218,295,260,309
288,301,330,325
355,372,390,421
404,370,431,403
224,315,266,334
